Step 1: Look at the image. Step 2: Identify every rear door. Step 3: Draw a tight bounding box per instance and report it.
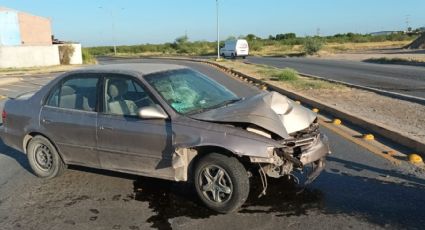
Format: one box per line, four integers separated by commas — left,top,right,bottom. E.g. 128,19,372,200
40,74,100,167
96,74,174,179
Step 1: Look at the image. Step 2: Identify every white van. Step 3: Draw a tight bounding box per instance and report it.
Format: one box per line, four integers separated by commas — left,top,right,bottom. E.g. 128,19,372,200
220,39,249,59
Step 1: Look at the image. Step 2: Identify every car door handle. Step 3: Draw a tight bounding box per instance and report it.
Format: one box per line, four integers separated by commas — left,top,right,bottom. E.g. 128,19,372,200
42,118,52,124
99,126,114,131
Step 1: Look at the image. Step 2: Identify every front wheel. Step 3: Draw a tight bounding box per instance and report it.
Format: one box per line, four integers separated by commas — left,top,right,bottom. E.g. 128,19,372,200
194,153,249,213
27,135,66,179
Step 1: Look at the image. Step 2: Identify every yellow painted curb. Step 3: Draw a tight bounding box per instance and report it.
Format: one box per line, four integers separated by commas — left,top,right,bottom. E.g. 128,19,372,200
385,150,396,156
260,85,267,90
318,119,400,165
312,108,319,113
408,154,423,164
295,100,301,104
332,119,342,125
362,134,375,141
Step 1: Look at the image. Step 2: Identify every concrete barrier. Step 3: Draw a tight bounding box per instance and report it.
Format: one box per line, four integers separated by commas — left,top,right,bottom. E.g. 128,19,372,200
0,43,82,68
0,45,60,68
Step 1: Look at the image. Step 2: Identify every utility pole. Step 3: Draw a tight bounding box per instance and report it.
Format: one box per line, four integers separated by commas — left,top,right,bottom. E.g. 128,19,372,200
99,6,123,56
405,14,410,32
216,0,220,60
111,10,117,56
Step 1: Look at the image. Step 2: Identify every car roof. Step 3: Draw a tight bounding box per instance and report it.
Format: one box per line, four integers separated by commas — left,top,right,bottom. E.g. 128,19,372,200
79,63,188,75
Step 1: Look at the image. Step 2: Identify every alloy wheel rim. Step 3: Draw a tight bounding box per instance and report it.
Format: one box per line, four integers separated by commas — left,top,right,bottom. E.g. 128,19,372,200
198,165,233,203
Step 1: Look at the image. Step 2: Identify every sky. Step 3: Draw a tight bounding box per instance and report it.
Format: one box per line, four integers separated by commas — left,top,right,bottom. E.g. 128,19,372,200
1,0,424,47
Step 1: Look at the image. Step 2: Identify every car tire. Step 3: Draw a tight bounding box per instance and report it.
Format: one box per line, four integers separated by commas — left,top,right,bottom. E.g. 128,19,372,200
194,153,249,213
231,53,235,59
242,56,246,59
27,135,66,179
221,53,225,57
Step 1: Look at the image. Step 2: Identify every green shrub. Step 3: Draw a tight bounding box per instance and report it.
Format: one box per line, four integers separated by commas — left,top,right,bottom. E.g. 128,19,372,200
303,37,324,55
82,48,97,64
274,68,299,81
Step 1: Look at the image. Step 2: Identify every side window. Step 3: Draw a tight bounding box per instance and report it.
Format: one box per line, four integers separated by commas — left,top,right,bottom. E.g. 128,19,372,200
104,76,156,116
47,76,99,112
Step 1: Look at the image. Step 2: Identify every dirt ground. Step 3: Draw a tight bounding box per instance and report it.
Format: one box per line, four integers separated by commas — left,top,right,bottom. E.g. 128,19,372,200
216,60,425,145
316,48,425,62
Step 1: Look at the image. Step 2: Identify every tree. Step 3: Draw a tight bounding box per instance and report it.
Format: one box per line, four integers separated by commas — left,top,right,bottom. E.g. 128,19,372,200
175,35,189,45
226,36,237,41
245,34,259,41
173,35,192,54
303,37,324,55
275,33,296,40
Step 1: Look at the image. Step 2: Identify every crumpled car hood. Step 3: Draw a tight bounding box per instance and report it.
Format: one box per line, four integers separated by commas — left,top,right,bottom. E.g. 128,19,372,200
191,92,317,138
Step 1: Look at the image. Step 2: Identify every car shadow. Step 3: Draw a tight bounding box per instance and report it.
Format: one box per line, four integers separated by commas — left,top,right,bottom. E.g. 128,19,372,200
327,156,425,187
0,140,31,172
68,156,425,230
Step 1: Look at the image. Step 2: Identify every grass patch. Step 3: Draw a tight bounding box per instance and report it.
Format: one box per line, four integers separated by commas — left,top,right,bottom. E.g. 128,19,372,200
82,48,97,64
216,60,342,90
290,77,339,90
0,65,83,75
273,68,299,81
363,57,425,66
85,33,417,57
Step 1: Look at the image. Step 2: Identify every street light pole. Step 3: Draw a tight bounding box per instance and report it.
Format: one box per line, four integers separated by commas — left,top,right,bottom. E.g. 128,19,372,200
216,0,220,60
110,10,117,56
99,6,118,56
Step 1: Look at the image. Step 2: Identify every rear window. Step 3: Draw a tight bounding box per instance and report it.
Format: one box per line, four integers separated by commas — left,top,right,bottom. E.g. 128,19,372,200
47,76,99,111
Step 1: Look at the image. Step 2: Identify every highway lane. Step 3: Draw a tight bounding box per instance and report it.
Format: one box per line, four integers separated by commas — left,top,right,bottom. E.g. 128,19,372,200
245,56,425,98
0,58,424,229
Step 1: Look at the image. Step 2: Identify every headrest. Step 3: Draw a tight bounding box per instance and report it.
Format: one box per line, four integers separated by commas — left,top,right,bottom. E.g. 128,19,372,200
108,80,127,99
109,84,119,98
61,86,75,96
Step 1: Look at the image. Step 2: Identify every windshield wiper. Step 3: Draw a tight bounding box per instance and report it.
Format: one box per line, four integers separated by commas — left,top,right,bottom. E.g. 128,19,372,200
209,98,242,110
187,98,243,115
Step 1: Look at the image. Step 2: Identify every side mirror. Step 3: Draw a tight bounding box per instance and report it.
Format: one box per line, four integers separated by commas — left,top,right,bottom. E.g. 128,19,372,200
138,105,168,119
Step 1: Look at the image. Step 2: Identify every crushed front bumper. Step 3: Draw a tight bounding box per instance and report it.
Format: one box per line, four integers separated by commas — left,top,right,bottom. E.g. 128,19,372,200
299,134,330,165
299,134,330,184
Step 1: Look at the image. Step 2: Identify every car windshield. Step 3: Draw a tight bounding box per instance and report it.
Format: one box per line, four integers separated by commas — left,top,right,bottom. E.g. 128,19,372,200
144,68,239,114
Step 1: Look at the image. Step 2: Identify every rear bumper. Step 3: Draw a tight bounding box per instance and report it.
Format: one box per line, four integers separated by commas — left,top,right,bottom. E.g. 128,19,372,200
0,125,23,152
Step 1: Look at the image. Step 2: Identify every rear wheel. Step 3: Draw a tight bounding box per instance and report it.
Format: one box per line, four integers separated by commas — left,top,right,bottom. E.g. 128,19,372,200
194,153,249,213
27,135,66,179
231,53,235,59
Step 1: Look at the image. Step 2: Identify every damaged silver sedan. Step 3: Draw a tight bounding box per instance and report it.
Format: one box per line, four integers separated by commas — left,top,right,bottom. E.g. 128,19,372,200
0,63,330,213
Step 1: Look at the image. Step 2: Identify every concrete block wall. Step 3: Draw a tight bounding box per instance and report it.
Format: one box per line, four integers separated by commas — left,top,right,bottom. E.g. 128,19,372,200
0,10,21,46
0,7,52,46
0,45,60,68
18,12,52,46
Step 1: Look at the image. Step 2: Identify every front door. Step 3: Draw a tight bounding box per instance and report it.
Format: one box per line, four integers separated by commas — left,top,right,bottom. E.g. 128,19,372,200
40,74,100,167
96,75,174,179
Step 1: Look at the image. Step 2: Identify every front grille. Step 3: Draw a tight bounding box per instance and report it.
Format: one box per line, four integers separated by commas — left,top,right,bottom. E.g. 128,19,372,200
280,120,320,157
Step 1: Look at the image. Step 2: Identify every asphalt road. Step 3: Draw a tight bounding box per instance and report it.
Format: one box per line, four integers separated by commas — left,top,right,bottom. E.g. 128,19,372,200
0,58,425,230
245,56,425,98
